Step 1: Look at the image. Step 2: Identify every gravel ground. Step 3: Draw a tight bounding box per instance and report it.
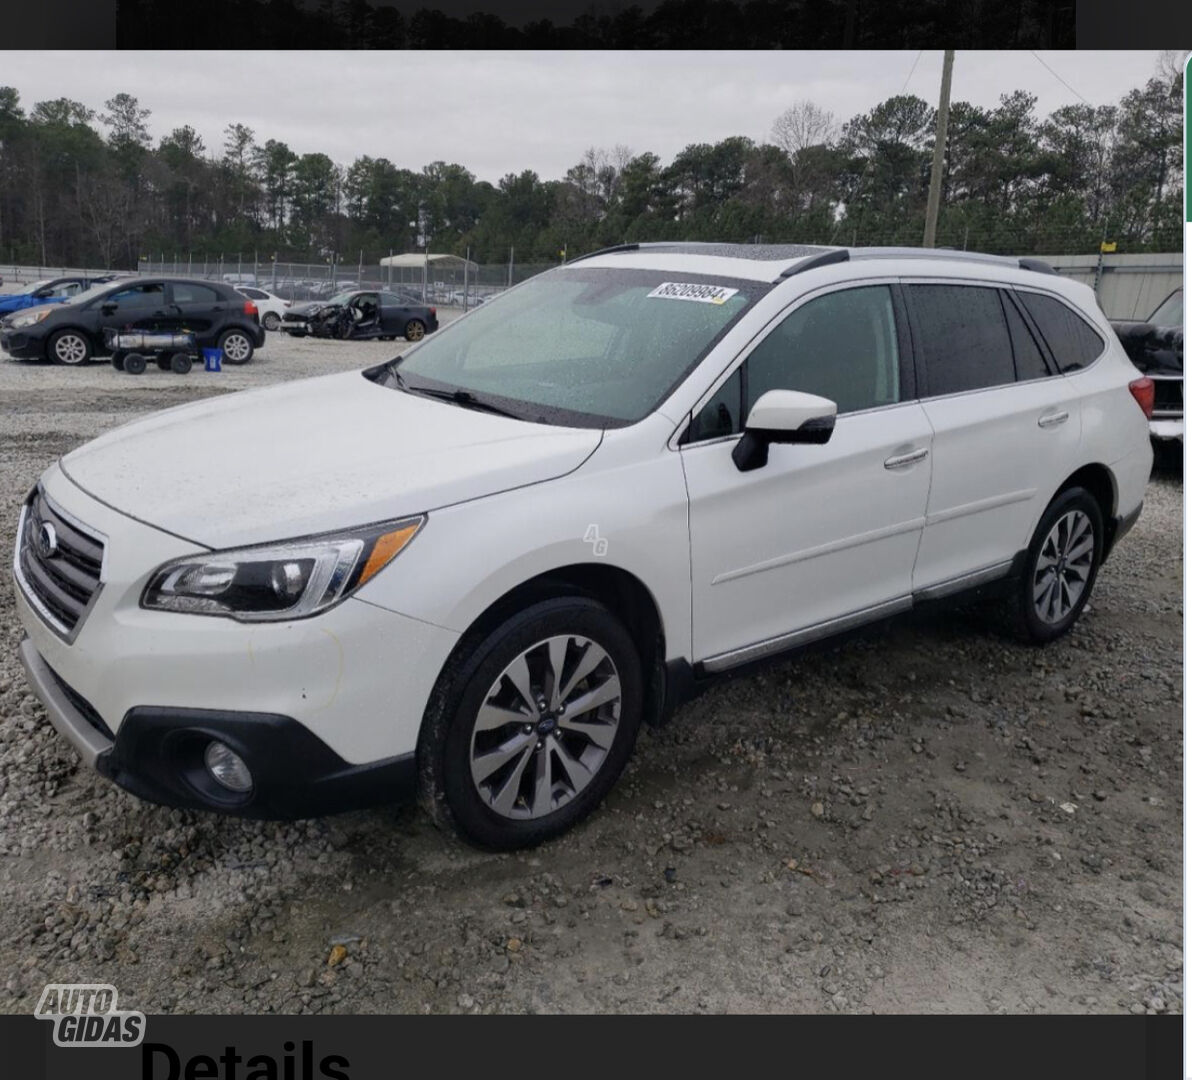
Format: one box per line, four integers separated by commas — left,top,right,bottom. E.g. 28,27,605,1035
0,334,1182,1016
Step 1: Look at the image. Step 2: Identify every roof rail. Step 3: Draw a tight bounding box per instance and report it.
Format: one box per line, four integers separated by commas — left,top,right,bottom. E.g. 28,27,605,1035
1017,257,1057,275
776,248,849,280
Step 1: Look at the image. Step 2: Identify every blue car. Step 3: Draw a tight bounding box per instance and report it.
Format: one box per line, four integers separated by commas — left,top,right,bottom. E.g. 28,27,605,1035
0,275,116,317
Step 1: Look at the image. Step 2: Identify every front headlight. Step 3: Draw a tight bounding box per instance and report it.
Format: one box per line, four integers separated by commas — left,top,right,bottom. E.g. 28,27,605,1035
9,308,53,329
141,517,424,621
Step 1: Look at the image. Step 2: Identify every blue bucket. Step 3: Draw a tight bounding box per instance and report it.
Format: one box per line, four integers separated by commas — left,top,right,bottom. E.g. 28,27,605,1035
202,347,222,372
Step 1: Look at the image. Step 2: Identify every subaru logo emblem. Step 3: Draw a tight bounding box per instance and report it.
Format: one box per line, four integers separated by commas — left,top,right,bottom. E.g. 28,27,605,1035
35,522,58,559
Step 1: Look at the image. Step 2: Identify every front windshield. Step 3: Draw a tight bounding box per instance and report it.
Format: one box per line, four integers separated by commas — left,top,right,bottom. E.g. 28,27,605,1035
394,266,763,426
1149,289,1183,329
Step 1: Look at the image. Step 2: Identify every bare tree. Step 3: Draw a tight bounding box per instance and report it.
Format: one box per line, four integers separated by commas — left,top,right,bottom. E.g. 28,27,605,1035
770,101,838,159
1155,50,1189,92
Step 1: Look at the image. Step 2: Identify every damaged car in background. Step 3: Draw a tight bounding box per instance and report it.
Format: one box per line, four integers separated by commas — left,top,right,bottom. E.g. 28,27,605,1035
1111,288,1182,459
280,289,439,342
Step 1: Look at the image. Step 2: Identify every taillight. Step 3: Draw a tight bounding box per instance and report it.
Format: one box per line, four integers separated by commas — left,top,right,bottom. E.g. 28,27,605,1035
244,300,258,318
430,306,437,317
1128,377,1154,419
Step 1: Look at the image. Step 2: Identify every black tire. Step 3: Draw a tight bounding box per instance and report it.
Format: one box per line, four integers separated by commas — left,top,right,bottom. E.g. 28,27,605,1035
418,597,643,850
48,329,92,366
404,319,426,342
123,353,147,375
1006,487,1103,644
156,356,172,371
171,352,193,374
110,353,126,371
262,312,281,331
218,328,254,365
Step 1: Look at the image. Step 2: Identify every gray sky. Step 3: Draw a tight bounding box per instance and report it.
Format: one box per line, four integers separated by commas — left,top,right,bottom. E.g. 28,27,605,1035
3,51,1166,183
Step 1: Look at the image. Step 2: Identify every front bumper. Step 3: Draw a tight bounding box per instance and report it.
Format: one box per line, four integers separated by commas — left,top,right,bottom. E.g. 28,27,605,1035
18,639,416,817
13,465,460,814
0,329,46,358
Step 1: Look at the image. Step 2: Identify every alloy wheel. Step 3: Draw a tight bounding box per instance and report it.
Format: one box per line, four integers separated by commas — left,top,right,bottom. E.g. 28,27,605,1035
1032,509,1095,625
469,635,621,820
222,333,251,362
54,333,88,365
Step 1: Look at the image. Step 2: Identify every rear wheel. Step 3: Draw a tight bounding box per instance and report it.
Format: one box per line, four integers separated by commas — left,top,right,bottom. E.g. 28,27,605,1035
110,353,126,371
123,353,147,375
404,319,426,342
262,312,281,331
218,328,253,365
419,597,643,850
48,330,91,366
1008,487,1103,643
156,356,172,371
170,352,193,374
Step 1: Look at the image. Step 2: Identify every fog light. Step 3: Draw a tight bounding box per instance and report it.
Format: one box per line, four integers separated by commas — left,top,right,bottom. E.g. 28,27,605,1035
204,741,253,793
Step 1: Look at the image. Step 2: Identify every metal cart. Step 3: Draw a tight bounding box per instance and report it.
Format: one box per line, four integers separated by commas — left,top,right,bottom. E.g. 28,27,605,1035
104,329,198,375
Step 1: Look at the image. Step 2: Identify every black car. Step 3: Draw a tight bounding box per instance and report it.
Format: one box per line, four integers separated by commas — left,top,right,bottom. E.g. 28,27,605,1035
1110,287,1183,458
281,289,439,342
0,278,266,366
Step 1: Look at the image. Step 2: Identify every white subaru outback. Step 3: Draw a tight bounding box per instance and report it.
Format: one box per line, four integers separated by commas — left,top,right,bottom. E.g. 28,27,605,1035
13,244,1154,849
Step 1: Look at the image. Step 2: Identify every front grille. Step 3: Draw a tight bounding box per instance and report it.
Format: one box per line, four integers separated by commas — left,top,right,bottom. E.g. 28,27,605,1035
14,489,106,639
1152,376,1183,418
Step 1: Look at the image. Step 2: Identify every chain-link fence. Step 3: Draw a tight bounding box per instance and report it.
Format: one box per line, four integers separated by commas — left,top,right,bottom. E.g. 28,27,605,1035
134,256,559,309
6,244,1179,323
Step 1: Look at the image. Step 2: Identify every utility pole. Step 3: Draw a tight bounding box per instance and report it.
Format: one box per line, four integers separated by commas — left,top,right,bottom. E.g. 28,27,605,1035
923,49,955,249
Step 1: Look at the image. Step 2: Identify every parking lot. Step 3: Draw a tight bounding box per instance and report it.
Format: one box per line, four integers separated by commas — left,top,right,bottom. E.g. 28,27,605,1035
0,333,1182,1015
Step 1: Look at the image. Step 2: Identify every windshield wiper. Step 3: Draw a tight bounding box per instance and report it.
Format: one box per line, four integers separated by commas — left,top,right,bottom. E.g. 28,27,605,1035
403,383,523,419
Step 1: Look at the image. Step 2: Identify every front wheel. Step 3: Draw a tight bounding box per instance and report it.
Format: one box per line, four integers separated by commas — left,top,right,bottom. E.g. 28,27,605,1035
419,597,643,850
1009,487,1103,644
48,330,91,366
218,328,254,365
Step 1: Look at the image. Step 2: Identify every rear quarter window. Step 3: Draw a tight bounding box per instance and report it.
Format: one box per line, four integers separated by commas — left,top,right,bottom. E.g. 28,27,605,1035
1015,291,1105,373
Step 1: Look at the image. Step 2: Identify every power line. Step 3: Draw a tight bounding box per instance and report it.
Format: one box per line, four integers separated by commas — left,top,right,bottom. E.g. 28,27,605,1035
1029,51,1092,106
899,50,924,95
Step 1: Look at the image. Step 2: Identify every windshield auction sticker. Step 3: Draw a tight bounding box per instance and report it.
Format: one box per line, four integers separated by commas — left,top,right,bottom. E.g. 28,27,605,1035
647,282,739,305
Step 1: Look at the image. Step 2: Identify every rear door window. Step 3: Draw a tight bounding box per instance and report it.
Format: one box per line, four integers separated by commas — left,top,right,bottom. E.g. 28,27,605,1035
1000,291,1052,381
1015,291,1105,372
172,283,221,305
908,284,1015,397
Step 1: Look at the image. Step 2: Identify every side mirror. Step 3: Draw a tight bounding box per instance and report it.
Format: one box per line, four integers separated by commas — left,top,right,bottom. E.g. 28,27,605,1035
732,389,837,472
101,302,117,315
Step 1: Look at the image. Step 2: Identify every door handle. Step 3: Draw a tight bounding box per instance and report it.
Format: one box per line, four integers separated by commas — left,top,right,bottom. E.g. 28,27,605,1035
1038,410,1070,429
884,447,929,470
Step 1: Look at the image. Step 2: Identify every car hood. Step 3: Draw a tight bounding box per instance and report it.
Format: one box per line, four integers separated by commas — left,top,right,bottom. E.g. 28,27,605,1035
0,294,47,312
286,301,340,317
59,370,603,547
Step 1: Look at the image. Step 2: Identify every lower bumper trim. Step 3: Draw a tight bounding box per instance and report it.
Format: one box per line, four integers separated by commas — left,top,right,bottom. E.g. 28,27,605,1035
18,638,112,767
19,637,417,819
